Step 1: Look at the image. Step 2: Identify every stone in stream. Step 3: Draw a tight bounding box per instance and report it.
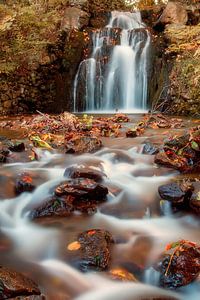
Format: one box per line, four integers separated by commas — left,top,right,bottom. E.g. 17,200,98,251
142,142,159,155
154,151,190,172
0,266,42,299
65,136,102,154
31,178,108,218
158,183,185,203
67,229,114,271
189,181,200,214
155,241,200,289
64,166,106,182
55,178,108,201
126,129,137,138
15,173,36,195
8,142,25,152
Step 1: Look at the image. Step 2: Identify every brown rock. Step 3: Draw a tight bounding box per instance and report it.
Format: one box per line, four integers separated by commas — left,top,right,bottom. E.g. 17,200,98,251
0,266,41,299
64,166,106,182
155,242,200,289
67,229,114,271
189,181,200,214
15,173,36,195
61,7,90,31
65,136,102,154
158,2,188,25
55,178,108,201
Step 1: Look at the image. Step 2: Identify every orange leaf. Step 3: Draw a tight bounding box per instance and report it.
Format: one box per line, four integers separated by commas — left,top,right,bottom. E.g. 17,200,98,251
67,241,81,251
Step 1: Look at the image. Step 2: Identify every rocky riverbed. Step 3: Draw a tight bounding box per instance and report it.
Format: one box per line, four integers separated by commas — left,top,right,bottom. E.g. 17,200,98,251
0,112,199,299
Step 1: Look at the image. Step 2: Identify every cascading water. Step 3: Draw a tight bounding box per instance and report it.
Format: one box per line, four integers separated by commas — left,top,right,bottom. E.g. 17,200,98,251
74,11,151,112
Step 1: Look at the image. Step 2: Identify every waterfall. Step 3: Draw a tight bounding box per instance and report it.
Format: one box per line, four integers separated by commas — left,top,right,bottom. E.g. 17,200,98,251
73,11,151,112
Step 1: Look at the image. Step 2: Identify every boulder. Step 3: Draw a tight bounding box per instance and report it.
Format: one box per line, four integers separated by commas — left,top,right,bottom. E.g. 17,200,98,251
157,2,188,26
64,166,106,182
61,7,90,31
189,181,200,214
0,266,41,299
142,142,159,155
155,241,200,289
55,178,108,201
158,182,185,203
15,173,35,195
67,229,114,271
65,136,102,154
31,178,108,218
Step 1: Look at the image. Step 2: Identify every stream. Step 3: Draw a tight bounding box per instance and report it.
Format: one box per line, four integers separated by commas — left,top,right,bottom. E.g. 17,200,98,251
0,114,199,299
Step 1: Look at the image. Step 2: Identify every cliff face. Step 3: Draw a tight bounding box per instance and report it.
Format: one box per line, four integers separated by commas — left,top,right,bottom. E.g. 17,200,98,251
0,0,199,115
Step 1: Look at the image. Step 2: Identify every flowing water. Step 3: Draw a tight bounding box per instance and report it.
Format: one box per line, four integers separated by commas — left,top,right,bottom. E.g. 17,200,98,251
0,116,200,299
74,12,151,112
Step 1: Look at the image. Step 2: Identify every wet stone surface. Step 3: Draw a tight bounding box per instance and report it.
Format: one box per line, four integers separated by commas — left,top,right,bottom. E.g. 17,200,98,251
0,266,41,299
31,178,108,218
64,166,106,182
155,242,200,289
65,136,102,154
67,229,114,272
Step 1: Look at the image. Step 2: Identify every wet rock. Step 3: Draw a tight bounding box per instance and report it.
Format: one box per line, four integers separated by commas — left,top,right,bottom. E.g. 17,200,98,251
0,266,41,299
111,114,129,123
142,142,159,155
30,197,73,218
158,183,185,203
155,151,190,172
189,182,200,214
67,229,114,271
15,173,35,195
31,178,108,218
164,134,190,149
108,267,137,282
8,142,25,152
0,150,8,163
65,136,102,154
126,129,137,138
64,166,106,182
55,178,108,201
155,241,200,289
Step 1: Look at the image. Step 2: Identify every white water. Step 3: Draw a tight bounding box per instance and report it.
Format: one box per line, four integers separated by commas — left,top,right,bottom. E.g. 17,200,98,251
74,11,151,112
0,144,199,299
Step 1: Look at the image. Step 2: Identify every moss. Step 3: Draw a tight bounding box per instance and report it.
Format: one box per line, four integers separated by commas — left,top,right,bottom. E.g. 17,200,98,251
0,2,63,74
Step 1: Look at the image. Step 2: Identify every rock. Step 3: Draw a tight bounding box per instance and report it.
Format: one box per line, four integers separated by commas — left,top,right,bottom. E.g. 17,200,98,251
126,129,137,138
0,151,7,163
189,182,200,214
158,182,185,203
15,173,36,195
65,136,102,154
31,178,108,218
111,114,129,123
142,142,159,155
30,197,73,218
108,267,137,282
164,134,190,149
55,178,108,201
155,241,200,289
8,142,25,152
61,7,90,31
154,151,190,172
67,229,114,271
157,2,188,27
64,166,106,182
0,266,41,299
